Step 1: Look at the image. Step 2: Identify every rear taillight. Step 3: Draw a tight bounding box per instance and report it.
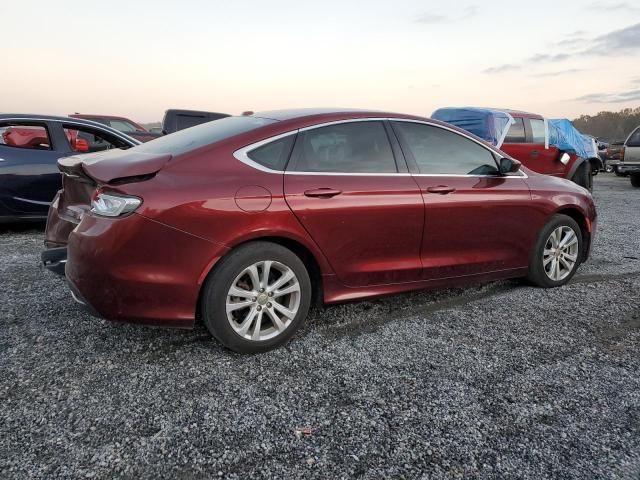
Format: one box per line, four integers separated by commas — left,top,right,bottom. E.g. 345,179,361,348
90,189,142,217
620,146,625,162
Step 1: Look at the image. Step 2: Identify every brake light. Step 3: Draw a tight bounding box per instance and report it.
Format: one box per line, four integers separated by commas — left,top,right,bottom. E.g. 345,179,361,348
90,189,142,217
620,146,625,162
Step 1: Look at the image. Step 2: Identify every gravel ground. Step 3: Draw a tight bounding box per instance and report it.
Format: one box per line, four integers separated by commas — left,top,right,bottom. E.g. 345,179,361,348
1,174,639,479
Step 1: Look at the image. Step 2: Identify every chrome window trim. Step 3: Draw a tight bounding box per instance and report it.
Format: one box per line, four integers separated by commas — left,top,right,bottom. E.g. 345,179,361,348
283,171,411,177
233,117,527,179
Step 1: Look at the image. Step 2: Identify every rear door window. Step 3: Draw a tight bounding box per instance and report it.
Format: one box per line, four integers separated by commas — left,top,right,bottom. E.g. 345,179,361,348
504,118,526,143
0,123,52,150
288,121,397,173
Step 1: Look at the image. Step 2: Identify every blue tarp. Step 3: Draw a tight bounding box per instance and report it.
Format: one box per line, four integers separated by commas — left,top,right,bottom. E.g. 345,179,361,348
432,107,599,159
431,107,514,148
548,119,598,160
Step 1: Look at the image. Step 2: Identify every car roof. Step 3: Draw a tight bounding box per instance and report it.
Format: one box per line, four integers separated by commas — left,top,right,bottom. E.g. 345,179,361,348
70,114,131,120
164,109,230,116
252,108,428,123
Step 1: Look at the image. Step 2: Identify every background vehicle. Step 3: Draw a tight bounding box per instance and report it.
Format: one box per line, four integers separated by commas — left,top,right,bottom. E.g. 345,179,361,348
44,109,596,353
585,134,608,169
0,114,139,223
71,114,161,143
162,109,230,134
432,108,601,190
604,140,626,174
616,126,640,187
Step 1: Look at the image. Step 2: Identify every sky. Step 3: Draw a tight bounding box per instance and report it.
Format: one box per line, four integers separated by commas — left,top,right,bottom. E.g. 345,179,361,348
3,0,640,123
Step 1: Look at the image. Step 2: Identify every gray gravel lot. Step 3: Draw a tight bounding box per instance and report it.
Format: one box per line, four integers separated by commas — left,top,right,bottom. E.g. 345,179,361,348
1,174,639,479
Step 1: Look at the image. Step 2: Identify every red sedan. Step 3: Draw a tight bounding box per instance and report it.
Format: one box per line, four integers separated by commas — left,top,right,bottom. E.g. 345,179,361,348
44,109,597,353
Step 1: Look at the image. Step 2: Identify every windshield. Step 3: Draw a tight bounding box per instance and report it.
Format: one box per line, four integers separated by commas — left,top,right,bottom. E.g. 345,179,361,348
134,116,276,156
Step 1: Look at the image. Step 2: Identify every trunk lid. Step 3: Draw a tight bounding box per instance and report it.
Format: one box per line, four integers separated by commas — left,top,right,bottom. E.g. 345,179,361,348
46,149,171,247
58,148,171,184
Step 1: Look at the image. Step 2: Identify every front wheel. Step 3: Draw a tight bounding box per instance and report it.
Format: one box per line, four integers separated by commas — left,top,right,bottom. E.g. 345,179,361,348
527,214,583,288
631,173,640,188
200,241,312,353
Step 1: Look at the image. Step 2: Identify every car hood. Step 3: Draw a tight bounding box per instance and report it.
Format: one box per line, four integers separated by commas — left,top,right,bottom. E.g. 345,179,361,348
58,148,172,184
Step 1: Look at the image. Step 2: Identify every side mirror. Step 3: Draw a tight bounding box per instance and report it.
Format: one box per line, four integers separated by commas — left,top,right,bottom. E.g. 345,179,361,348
559,152,571,165
499,157,521,175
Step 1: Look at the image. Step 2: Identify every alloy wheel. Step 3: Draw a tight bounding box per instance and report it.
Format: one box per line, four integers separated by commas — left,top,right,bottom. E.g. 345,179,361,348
542,226,579,282
225,260,301,341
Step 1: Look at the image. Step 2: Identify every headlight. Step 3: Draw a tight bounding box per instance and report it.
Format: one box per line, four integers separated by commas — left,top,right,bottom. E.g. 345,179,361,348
90,191,141,217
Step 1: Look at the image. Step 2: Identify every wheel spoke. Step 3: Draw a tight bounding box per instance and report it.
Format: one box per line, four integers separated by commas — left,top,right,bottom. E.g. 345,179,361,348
559,230,576,248
226,299,253,313
543,255,554,267
563,252,578,262
564,238,579,249
559,256,573,272
246,265,261,291
550,258,559,280
273,282,300,298
229,286,256,299
261,261,272,289
272,300,295,319
237,308,258,336
269,270,295,291
265,308,286,331
251,311,263,340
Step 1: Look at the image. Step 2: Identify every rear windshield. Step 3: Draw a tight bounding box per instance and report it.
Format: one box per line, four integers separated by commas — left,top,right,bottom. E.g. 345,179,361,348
134,116,276,155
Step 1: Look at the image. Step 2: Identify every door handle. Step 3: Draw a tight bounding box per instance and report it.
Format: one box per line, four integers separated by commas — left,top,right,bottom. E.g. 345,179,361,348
425,185,456,194
304,188,342,198
0,158,5,162
530,150,539,158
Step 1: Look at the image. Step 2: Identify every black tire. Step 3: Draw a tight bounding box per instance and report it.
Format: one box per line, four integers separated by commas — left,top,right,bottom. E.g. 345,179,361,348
631,173,640,188
571,161,592,191
614,166,627,177
200,241,311,353
527,214,583,288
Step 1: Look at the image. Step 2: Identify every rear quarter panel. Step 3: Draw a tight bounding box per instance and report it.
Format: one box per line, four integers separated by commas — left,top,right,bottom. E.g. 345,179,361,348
116,141,335,276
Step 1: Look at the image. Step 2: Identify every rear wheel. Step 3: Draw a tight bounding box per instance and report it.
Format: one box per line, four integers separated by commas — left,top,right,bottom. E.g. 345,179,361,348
571,162,592,190
631,173,640,188
527,214,582,288
201,241,312,353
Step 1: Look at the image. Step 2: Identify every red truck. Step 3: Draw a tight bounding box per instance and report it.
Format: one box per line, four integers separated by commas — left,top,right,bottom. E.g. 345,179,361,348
432,108,601,190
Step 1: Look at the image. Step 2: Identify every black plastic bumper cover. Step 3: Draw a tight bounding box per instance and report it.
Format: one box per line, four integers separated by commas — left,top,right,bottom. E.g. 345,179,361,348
41,246,68,276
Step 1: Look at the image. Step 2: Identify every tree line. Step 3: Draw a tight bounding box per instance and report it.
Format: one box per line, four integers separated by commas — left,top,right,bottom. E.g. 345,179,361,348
573,108,640,143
